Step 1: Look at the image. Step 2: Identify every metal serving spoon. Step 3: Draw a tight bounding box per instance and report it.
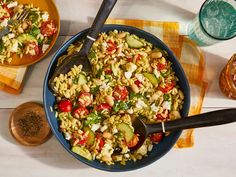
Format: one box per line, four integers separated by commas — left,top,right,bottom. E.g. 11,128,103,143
49,0,117,91
130,108,236,151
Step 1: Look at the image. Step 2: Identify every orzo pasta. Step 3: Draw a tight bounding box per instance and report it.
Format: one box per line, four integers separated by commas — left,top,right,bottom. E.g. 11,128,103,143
52,30,184,165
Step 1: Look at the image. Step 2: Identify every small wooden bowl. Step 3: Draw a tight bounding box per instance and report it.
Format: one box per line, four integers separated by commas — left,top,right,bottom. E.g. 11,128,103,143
9,102,52,146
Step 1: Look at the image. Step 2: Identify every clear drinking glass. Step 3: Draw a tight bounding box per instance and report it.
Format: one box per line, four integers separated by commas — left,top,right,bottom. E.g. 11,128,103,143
187,0,236,46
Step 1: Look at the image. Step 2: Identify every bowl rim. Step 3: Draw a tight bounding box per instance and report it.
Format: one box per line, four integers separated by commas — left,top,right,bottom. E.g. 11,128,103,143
43,24,190,172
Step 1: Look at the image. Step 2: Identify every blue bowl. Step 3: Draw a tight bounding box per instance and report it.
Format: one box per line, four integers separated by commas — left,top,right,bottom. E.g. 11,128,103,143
43,24,190,172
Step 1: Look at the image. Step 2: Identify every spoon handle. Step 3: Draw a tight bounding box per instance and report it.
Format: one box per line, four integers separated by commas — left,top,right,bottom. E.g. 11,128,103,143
81,0,117,54
147,108,236,134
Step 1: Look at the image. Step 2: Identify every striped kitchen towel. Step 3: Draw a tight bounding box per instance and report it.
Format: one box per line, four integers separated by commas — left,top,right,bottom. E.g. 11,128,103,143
106,19,208,148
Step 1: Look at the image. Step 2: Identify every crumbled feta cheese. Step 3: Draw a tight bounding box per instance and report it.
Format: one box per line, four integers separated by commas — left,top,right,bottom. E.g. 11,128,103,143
162,101,171,110
154,69,160,78
7,1,18,8
136,99,147,109
102,42,107,48
64,132,72,140
42,13,49,21
100,125,108,132
151,103,158,112
10,39,18,53
126,108,134,114
91,123,100,132
8,33,15,39
0,19,8,27
112,128,118,134
124,71,132,79
117,52,125,57
101,141,114,157
124,154,130,158
135,73,145,82
126,63,137,72
42,44,50,53
100,83,109,90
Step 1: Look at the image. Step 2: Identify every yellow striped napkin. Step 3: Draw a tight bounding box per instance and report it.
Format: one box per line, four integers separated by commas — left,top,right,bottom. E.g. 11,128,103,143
106,19,208,148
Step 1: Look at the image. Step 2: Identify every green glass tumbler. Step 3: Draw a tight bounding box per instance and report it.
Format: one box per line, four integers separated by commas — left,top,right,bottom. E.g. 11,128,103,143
187,0,236,46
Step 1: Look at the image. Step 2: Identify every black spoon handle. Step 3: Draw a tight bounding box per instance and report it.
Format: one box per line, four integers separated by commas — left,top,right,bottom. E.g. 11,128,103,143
147,109,236,134
81,0,117,54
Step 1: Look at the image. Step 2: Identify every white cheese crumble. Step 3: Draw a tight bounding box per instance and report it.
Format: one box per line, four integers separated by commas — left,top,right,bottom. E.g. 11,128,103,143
162,101,171,110
42,44,50,53
124,71,132,79
91,123,101,132
102,42,107,48
10,39,18,53
112,128,118,134
135,73,145,82
151,103,158,112
64,132,72,140
136,99,147,109
42,13,49,21
0,19,8,27
100,82,109,90
8,33,15,39
126,108,134,114
126,63,137,72
154,69,160,78
101,141,114,157
100,125,108,132
7,1,18,8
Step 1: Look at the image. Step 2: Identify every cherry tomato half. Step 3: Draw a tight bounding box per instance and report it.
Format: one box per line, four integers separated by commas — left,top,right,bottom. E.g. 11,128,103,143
78,92,93,107
134,80,142,87
104,68,112,75
156,63,167,71
73,106,89,119
112,85,128,101
159,81,175,93
126,134,139,148
58,100,72,112
150,133,163,143
107,40,117,53
155,109,169,121
96,135,105,151
97,103,112,112
40,20,57,37
134,54,142,62
25,42,40,56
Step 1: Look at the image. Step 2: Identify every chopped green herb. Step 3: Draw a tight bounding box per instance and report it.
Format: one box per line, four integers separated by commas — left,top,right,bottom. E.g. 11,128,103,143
129,92,143,100
90,86,100,95
163,94,170,101
96,69,103,78
37,38,43,46
29,27,40,37
113,101,131,112
29,11,40,23
72,77,78,84
84,112,102,126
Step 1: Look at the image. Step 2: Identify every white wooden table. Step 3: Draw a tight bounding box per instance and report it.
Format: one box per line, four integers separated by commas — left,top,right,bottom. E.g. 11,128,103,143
0,0,236,176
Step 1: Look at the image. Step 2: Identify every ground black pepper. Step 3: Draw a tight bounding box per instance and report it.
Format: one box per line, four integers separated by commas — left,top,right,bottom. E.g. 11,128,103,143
17,111,43,137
